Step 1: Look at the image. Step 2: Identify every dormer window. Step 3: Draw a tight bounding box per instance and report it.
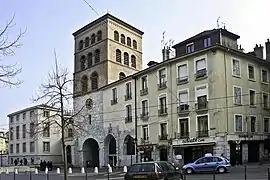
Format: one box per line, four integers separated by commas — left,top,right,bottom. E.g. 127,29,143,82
186,43,194,54
204,37,211,48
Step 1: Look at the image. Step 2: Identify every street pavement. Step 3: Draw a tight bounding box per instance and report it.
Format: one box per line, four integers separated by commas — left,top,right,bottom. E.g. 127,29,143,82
0,164,269,180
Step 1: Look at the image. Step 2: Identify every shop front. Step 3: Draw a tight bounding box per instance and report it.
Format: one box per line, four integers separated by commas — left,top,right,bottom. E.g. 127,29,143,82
137,144,154,162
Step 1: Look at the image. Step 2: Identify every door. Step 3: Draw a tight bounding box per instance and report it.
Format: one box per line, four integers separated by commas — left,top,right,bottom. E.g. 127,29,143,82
160,148,168,161
248,142,259,162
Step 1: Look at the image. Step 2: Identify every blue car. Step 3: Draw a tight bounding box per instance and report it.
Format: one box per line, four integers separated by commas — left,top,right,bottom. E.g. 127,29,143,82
182,155,231,174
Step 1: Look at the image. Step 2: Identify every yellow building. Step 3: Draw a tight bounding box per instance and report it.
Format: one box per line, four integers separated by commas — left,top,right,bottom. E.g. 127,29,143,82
0,131,8,154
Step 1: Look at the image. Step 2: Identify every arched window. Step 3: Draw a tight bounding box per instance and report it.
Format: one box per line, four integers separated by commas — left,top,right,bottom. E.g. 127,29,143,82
127,37,131,47
114,31,119,41
91,72,98,90
116,49,121,63
94,49,100,63
121,34,125,44
79,40,83,50
133,40,137,49
85,37,90,47
97,31,102,41
119,72,126,80
80,56,86,70
91,34,96,44
81,76,88,93
87,53,93,67
131,55,136,68
124,52,129,66
67,128,73,137
124,135,135,155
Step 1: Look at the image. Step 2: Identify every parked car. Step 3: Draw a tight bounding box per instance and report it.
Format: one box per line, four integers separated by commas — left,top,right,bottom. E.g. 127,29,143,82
182,155,231,174
124,161,183,180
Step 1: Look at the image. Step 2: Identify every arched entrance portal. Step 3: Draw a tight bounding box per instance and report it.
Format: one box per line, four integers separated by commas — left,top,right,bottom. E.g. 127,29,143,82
104,134,117,167
82,138,100,167
66,145,72,164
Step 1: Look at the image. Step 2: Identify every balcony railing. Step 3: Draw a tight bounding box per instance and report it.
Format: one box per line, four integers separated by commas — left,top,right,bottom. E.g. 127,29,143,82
140,112,149,121
140,88,148,96
125,116,132,123
196,130,209,137
111,98,118,105
125,94,132,101
158,108,168,116
177,76,188,84
158,81,167,90
195,68,207,79
174,132,189,139
159,134,168,141
177,104,189,115
195,101,208,111
141,137,149,144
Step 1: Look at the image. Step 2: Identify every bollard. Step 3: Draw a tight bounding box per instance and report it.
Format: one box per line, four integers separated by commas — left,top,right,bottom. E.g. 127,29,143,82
244,165,247,180
35,168,38,174
45,167,48,174
56,168,60,174
107,164,110,180
81,167,85,174
123,166,127,173
13,171,15,180
85,171,88,180
6,169,9,174
94,167,98,174
46,171,49,180
68,167,72,174
29,171,32,180
212,169,216,180
14,169,18,174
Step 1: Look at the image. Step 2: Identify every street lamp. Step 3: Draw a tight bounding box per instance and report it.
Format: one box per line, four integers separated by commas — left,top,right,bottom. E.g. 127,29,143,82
235,140,241,165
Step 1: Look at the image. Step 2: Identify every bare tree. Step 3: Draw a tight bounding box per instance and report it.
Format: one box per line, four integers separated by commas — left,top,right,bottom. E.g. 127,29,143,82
32,52,86,180
0,14,26,87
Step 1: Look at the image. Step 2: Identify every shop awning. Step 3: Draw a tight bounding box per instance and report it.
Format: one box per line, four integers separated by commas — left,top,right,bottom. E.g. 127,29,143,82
173,142,216,148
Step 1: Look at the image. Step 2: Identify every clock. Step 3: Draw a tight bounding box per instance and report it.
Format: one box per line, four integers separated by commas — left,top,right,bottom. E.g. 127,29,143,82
85,98,93,110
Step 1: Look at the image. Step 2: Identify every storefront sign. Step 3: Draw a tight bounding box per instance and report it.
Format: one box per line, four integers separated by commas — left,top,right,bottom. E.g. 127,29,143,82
182,138,205,143
238,134,253,138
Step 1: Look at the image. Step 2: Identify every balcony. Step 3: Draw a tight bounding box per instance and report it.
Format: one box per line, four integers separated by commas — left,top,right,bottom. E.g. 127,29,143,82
158,108,168,116
111,98,118,105
177,76,188,85
158,81,167,90
174,132,189,139
140,112,149,121
140,88,148,96
159,134,168,141
177,104,189,116
195,101,208,112
195,68,207,80
196,130,209,138
125,116,132,123
141,137,149,144
125,94,132,101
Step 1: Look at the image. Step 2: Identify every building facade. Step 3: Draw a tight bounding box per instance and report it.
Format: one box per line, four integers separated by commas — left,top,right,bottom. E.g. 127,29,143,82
7,105,63,165
71,13,270,167
0,131,8,154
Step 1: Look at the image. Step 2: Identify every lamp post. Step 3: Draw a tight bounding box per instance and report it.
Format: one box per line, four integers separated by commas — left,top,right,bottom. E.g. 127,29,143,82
235,140,241,165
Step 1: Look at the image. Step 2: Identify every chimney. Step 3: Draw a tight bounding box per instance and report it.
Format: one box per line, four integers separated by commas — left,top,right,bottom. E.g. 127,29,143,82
266,39,270,61
147,61,158,67
254,44,264,59
162,47,170,61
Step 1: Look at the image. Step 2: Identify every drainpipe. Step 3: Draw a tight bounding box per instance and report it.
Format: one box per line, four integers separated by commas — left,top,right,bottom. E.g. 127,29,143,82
223,50,229,157
169,62,173,162
134,76,138,163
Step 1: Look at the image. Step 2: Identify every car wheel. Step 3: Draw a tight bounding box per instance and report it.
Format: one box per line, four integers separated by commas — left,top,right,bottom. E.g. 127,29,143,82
186,168,193,174
218,167,226,173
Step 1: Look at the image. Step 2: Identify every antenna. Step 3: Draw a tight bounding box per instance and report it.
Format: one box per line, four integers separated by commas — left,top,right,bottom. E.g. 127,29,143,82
217,16,220,28
161,31,166,49
221,22,226,29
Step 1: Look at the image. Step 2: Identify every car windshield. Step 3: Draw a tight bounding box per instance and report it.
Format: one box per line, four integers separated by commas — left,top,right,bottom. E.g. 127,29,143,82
128,163,155,172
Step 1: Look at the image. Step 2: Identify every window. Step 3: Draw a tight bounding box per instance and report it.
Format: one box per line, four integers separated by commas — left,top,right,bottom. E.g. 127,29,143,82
16,115,19,121
68,128,73,137
10,127,13,140
16,143,19,153
81,76,88,93
23,113,26,120
91,72,98,90
43,122,50,137
43,111,49,117
80,56,86,70
232,59,241,77
195,58,207,76
85,37,90,47
133,40,137,49
197,115,208,137
186,43,194,54
196,85,208,109
94,49,100,63
10,144,13,154
179,90,188,105
142,125,148,140
179,118,189,138
131,55,136,68
234,86,242,104
79,40,83,50
91,34,95,44
126,105,132,121
158,68,166,87
121,34,125,44
177,64,188,82
30,123,35,138
127,37,131,46
261,69,269,83
111,88,117,105
142,100,148,116
22,124,26,138
22,143,26,153
125,82,132,100
124,52,129,66
119,72,126,79
10,117,13,124
114,31,119,41
88,115,92,125
248,64,255,80
250,116,256,132
264,118,269,133
97,31,102,41
141,76,148,90
263,92,269,109
249,90,256,106
30,111,34,119
160,123,167,139
87,53,93,67
16,126,20,139
204,37,211,48
30,142,35,153
159,96,167,114
235,115,243,132
43,142,50,152
116,49,121,63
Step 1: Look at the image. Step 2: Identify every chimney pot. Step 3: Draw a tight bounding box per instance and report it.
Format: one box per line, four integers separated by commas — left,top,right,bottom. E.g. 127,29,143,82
268,39,270,42
254,43,264,59
255,44,258,48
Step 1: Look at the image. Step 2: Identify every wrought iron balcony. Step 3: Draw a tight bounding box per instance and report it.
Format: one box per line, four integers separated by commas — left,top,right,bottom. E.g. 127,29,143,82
177,104,189,115
140,88,148,96
140,112,149,121
158,108,168,116
195,68,207,79
141,137,149,144
195,101,208,111
196,130,209,137
177,76,188,85
174,132,189,139
157,81,167,90
159,134,168,141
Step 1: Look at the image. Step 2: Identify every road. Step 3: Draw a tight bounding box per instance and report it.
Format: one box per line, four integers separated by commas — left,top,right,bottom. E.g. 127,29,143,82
0,165,269,180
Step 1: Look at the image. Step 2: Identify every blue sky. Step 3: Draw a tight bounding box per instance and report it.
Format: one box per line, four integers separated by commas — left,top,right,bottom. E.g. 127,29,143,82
0,0,269,130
